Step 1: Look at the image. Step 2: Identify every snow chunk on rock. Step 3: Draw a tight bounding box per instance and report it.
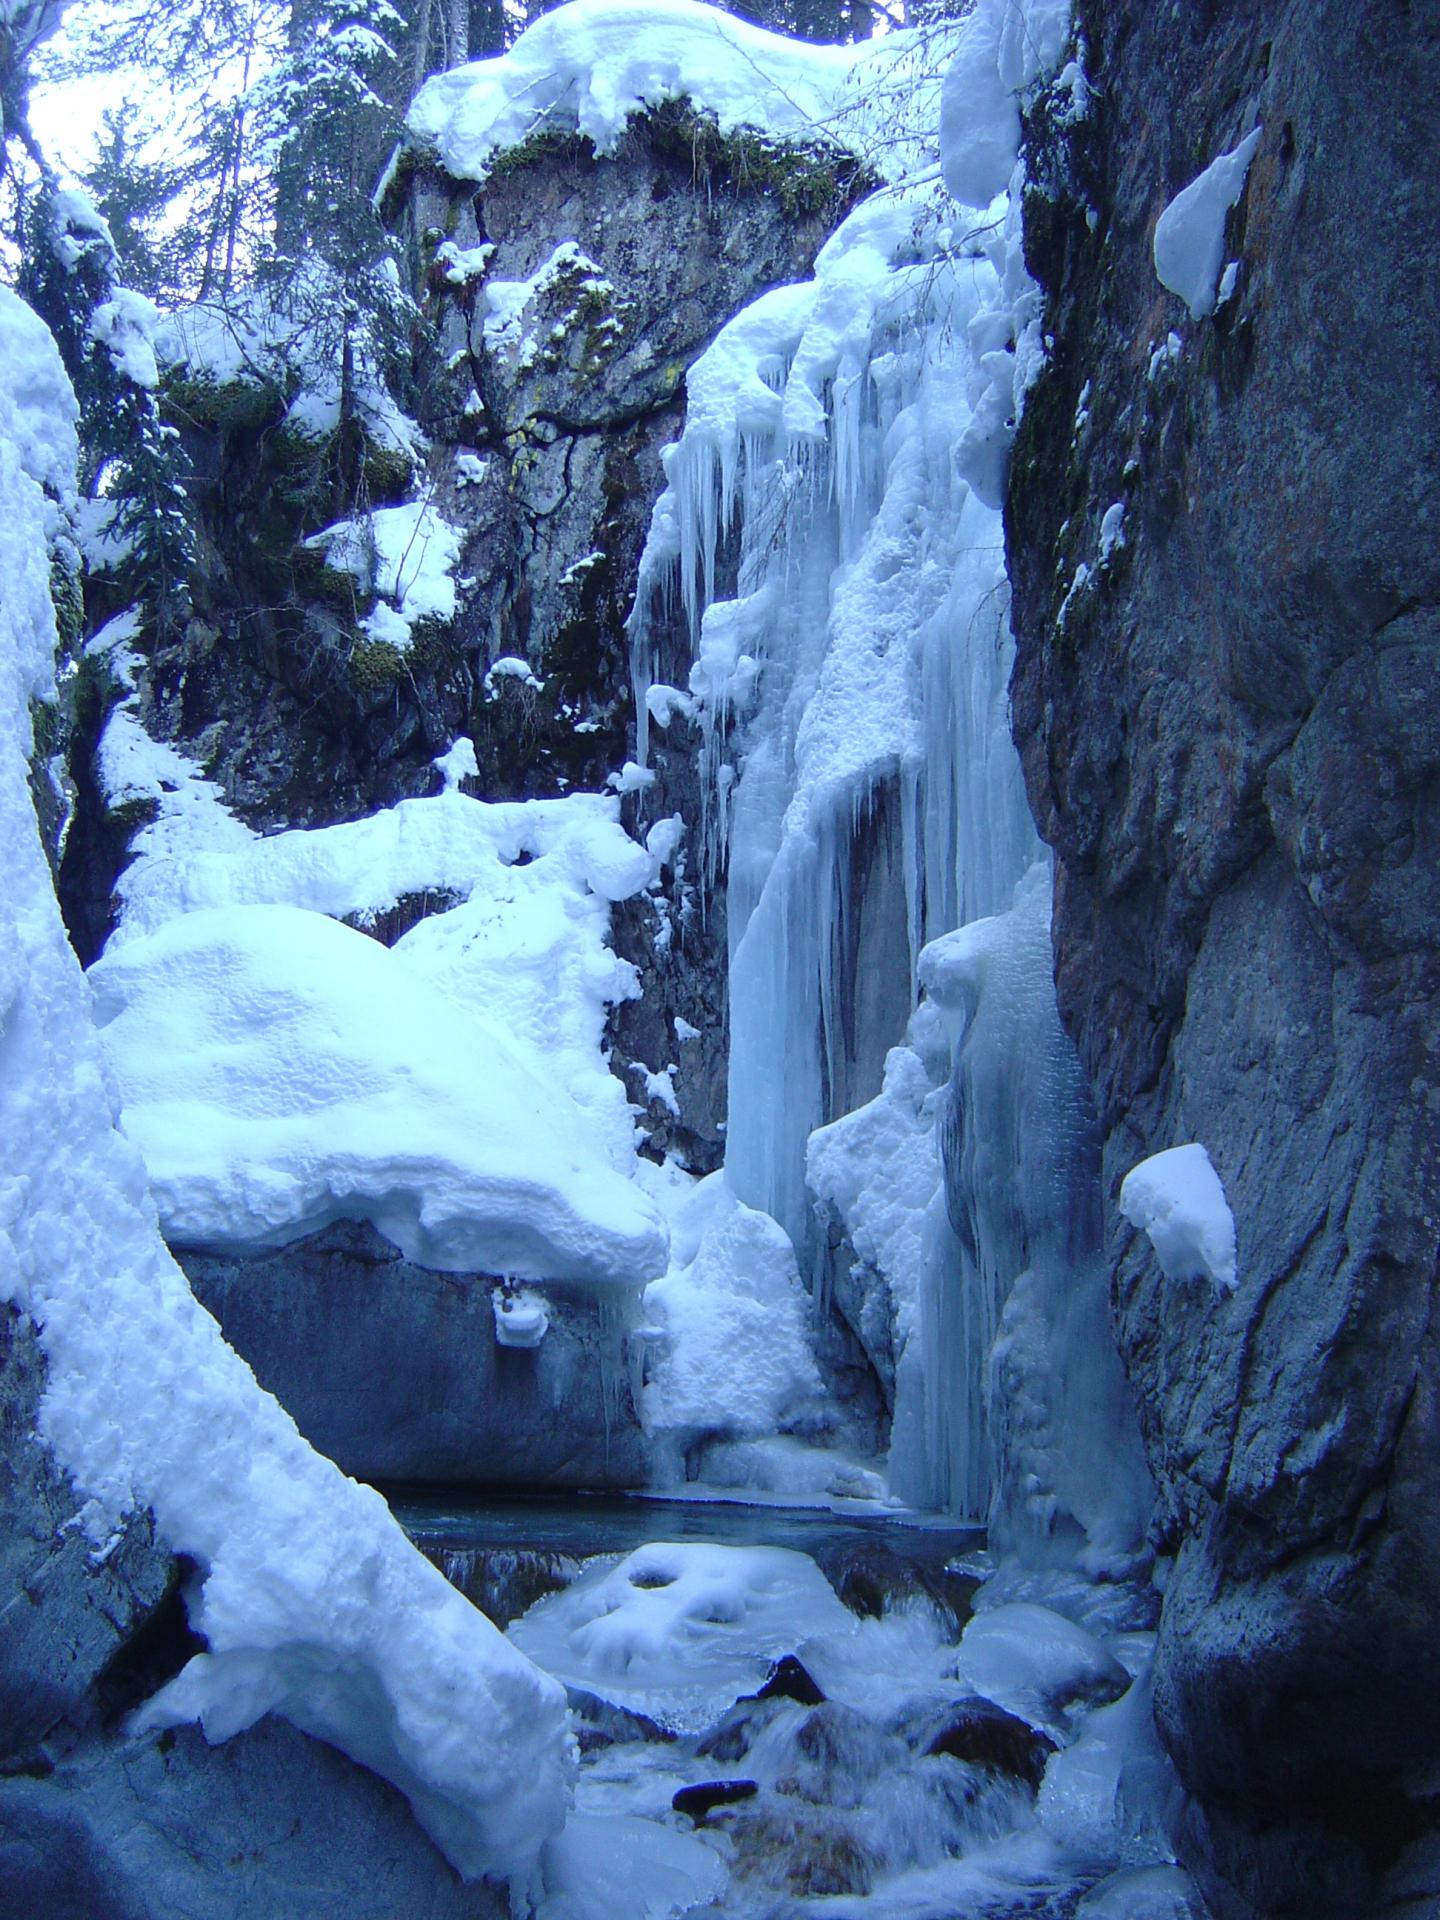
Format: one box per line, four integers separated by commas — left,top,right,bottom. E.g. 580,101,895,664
1153,127,1262,320
1119,1142,1238,1293
90,903,669,1286
941,0,1073,208
953,1602,1131,1735
509,1540,855,1733
408,0,870,183
308,499,462,653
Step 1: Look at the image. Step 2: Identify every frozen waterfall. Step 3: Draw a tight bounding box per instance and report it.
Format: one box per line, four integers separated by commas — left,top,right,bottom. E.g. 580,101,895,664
632,171,1149,1561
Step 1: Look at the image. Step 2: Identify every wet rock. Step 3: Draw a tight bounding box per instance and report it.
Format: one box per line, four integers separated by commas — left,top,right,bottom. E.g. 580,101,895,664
921,1697,1058,1792
1007,3,1440,1913
565,1687,676,1753
180,1220,647,1488
416,1545,582,1628
726,1804,877,1899
671,1779,758,1823
746,1654,826,1707
775,1703,910,1812
695,1695,791,1765
811,1537,977,1636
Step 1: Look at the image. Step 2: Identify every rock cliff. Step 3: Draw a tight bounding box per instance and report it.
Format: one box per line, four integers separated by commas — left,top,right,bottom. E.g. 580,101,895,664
1007,4,1440,1913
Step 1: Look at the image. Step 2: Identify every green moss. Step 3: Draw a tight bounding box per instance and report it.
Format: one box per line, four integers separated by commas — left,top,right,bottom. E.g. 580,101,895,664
166,368,282,434
349,635,408,689
361,438,416,501
639,99,877,218
49,552,85,655
478,102,875,221
484,125,591,183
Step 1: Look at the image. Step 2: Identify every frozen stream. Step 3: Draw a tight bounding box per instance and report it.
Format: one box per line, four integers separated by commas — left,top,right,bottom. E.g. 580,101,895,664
392,1493,1204,1920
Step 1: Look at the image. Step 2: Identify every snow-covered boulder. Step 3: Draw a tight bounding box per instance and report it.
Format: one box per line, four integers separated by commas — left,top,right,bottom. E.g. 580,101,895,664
407,0,871,185
509,1540,856,1733
90,902,669,1286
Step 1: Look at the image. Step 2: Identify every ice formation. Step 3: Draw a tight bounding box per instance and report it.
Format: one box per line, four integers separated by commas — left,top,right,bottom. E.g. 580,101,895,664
625,0,1152,1562
1152,127,1263,320
0,282,571,1893
1119,1143,1238,1293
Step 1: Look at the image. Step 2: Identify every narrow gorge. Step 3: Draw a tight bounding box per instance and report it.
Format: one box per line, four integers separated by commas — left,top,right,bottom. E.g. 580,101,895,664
0,4,1434,1919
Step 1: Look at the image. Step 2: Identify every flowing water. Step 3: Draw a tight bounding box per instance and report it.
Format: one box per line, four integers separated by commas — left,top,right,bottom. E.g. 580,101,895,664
391,1491,1190,1920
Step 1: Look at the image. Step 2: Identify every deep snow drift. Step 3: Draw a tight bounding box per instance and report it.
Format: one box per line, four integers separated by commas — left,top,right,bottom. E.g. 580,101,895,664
89,621,674,1284
0,283,572,1893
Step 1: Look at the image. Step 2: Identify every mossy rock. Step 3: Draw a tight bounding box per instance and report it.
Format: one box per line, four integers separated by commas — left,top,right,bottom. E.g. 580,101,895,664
638,99,877,218
483,125,592,184
49,552,85,655
348,635,409,690
165,369,283,435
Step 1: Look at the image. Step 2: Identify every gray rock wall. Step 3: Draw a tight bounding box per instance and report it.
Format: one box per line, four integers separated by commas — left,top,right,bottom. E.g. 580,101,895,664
181,1221,650,1488
1007,4,1440,1914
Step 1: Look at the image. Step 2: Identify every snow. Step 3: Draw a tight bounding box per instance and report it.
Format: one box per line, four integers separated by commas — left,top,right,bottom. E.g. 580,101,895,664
0,284,78,497
433,734,478,790
1147,330,1183,380
1152,127,1263,320
1098,501,1126,561
639,1174,822,1445
508,1539,856,1733
90,902,668,1284
0,283,571,1896
90,287,162,389
481,242,610,367
308,498,463,652
645,682,694,730
161,269,420,462
494,1285,551,1348
608,759,656,795
409,0,872,185
951,1602,1130,1738
92,690,672,1278
940,0,1071,208
1119,1143,1238,1293
103,775,654,942
485,653,544,694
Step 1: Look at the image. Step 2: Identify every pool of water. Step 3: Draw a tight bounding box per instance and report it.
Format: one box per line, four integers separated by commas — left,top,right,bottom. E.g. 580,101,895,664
383,1483,985,1576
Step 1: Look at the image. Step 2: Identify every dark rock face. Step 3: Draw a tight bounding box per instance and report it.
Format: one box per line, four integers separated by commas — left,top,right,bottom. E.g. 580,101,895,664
0,1720,504,1920
181,1220,648,1487
1007,4,1440,1914
0,1308,173,1770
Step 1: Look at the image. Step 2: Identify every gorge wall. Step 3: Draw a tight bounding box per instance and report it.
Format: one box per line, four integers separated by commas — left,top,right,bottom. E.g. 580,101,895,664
1007,3,1440,1914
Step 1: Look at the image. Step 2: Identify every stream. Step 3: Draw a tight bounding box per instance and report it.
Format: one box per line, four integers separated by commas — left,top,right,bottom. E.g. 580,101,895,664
387,1490,1199,1920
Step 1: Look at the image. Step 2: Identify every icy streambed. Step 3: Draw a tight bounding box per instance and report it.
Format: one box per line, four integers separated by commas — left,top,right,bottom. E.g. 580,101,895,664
392,1493,1207,1920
